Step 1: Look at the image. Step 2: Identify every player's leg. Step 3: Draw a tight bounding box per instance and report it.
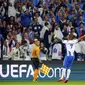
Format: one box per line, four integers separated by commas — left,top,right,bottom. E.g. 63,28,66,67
32,58,39,81
33,69,40,81
33,58,40,81
57,56,68,82
64,68,71,83
33,69,38,81
57,68,66,82
61,68,66,79
64,56,75,83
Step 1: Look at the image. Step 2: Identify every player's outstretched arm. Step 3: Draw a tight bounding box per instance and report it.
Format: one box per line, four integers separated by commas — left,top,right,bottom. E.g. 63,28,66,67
78,35,85,41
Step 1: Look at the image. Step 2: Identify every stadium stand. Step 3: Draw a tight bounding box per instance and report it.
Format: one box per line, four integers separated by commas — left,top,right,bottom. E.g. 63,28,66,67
0,0,85,61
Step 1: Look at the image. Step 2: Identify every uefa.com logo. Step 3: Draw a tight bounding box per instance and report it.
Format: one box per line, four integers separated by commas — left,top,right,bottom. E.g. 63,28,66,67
0,64,63,78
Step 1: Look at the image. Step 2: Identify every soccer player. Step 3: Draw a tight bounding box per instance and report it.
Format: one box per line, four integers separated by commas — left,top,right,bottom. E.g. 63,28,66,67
31,39,40,82
57,33,85,83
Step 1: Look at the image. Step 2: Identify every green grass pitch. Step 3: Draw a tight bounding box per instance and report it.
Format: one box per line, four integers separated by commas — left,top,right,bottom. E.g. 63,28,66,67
0,81,85,85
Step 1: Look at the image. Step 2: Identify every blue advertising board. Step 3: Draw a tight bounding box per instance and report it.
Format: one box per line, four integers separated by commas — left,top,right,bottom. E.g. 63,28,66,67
0,60,85,81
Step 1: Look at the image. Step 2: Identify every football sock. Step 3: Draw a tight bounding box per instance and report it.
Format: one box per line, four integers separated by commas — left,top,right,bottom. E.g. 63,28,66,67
60,68,66,79
33,69,38,81
66,69,71,79
33,69,40,81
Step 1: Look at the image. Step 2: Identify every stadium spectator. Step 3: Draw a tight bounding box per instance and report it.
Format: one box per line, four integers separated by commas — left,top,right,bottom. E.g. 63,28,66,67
40,22,50,51
0,0,84,61
65,0,72,10
34,12,43,25
76,23,85,37
32,17,42,39
67,21,73,32
28,26,34,43
62,24,69,37
40,42,48,60
16,27,22,43
8,0,20,18
20,40,28,60
23,32,30,50
2,20,8,40
8,42,20,60
78,0,84,9
54,23,64,40
20,9,31,27
77,15,85,26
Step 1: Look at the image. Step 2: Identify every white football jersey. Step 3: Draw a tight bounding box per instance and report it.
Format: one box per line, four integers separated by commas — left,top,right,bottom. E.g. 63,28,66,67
63,39,78,56
52,44,62,60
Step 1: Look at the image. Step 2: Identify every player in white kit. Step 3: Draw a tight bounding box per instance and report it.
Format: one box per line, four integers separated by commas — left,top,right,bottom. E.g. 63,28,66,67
57,34,85,83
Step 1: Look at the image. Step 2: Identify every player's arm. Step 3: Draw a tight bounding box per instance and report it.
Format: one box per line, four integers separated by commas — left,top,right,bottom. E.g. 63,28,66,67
78,35,85,41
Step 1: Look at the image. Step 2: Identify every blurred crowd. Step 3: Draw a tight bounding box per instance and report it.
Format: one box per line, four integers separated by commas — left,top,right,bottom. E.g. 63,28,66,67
0,0,85,61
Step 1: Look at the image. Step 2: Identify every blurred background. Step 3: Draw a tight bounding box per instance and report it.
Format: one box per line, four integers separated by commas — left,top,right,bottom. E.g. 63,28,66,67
0,0,85,61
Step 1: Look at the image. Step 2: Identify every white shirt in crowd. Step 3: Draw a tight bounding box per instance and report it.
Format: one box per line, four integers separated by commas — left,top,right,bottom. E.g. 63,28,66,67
52,43,62,60
9,0,15,6
38,16,43,25
40,25,49,39
8,6,19,18
16,33,22,43
10,47,21,60
54,28,63,40
78,41,85,54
